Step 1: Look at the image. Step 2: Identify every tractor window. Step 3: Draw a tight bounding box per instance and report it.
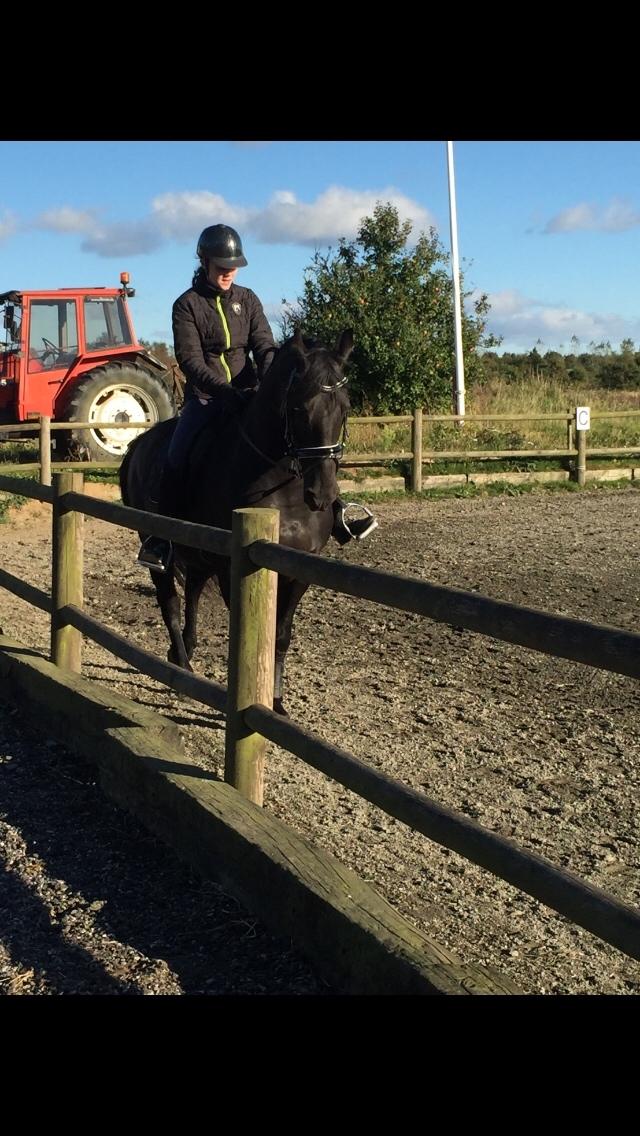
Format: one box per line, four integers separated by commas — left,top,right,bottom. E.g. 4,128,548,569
84,297,133,351
2,303,21,348
28,301,78,371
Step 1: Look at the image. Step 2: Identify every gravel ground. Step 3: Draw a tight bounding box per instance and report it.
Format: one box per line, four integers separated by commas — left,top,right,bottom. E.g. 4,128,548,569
0,701,330,995
0,483,639,995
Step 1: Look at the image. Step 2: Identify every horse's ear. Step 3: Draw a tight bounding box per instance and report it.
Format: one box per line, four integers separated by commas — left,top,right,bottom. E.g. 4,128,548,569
292,327,307,354
335,328,354,364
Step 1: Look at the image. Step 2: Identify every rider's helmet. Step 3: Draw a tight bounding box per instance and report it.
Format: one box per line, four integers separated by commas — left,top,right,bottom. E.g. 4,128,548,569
196,224,248,269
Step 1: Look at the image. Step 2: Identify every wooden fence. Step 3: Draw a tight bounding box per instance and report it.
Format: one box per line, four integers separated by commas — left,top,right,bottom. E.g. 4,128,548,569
3,407,640,490
0,468,639,965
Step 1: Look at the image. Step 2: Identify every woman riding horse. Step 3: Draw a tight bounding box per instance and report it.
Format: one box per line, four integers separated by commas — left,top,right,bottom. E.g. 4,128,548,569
123,325,361,713
137,224,377,572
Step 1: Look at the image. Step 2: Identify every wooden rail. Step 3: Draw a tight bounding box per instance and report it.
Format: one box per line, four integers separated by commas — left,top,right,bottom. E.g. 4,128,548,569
2,407,640,492
0,470,638,963
248,544,640,680
244,703,640,960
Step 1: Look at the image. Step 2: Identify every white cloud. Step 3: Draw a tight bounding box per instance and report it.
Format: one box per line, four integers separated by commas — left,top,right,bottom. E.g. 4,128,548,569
0,211,18,241
545,197,640,233
27,185,433,257
36,207,98,233
32,206,165,256
150,191,251,241
249,186,434,245
479,288,637,350
81,221,164,257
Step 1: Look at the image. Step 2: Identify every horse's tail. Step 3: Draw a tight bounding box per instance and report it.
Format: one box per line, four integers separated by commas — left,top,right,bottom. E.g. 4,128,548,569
118,431,144,506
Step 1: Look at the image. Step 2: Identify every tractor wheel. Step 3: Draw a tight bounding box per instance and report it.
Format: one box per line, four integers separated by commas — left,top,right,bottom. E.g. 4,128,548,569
59,363,176,462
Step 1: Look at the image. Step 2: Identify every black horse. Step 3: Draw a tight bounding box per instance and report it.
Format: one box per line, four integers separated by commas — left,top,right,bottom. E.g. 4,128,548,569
119,328,354,714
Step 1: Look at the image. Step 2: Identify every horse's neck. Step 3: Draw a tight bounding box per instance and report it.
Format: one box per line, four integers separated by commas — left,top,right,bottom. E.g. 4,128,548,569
240,380,286,464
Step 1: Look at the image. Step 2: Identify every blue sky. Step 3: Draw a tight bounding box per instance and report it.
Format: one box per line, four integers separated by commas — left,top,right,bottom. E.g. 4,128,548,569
2,140,639,355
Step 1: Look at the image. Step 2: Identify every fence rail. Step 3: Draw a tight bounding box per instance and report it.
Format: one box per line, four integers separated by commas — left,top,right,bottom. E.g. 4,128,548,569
3,406,640,490
0,469,638,962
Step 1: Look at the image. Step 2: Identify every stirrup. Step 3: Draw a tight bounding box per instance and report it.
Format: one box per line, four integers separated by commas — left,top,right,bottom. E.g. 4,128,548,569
340,502,378,541
136,538,173,574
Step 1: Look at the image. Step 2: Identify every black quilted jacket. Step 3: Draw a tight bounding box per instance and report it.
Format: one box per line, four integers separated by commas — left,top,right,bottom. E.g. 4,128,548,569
172,270,276,399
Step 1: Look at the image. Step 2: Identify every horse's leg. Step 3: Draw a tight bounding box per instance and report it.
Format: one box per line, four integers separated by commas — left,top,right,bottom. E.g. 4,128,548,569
153,569,192,670
273,578,309,716
216,567,306,715
182,566,210,662
217,563,231,609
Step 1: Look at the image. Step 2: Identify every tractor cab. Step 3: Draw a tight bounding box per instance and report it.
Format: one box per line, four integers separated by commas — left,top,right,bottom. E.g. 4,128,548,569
0,274,175,457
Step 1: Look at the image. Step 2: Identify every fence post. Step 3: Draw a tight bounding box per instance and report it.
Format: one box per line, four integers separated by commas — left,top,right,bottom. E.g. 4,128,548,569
574,406,590,487
411,408,423,492
225,507,280,806
51,471,84,672
39,415,51,487
566,407,573,454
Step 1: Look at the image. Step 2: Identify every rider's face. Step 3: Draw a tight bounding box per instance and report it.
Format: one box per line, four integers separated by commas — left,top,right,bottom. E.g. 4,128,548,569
207,261,239,291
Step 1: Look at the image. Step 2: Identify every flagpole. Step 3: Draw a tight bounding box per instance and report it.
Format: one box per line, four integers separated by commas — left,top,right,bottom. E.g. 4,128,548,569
446,140,466,419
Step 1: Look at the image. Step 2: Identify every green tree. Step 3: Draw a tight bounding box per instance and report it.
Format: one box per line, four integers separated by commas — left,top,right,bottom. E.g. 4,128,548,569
543,350,566,380
280,203,499,413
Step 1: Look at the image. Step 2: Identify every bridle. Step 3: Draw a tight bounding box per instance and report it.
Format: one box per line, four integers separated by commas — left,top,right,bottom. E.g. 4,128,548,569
283,368,348,474
239,364,349,477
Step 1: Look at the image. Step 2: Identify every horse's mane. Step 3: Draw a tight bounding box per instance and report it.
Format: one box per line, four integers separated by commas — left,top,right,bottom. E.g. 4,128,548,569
259,334,351,410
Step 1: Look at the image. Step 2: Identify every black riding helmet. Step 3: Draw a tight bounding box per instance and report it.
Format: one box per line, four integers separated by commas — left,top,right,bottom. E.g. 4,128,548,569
197,224,248,269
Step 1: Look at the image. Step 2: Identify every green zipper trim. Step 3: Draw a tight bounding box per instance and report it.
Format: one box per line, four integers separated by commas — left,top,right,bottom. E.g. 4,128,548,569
216,296,232,382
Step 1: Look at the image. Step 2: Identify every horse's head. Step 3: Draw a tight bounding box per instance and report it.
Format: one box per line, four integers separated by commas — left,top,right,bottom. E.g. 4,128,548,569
280,328,353,510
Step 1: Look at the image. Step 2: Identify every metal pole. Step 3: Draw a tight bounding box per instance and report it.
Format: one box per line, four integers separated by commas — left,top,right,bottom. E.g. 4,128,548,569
446,141,466,420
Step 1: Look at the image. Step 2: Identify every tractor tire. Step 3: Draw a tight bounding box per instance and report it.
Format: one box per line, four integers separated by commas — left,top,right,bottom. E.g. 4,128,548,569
58,363,176,463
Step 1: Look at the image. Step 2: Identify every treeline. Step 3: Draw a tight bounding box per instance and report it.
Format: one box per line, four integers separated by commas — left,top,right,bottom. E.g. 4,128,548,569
480,340,640,390
140,340,178,370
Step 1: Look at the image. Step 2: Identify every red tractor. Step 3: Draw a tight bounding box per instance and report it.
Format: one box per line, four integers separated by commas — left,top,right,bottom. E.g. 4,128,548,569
0,272,177,461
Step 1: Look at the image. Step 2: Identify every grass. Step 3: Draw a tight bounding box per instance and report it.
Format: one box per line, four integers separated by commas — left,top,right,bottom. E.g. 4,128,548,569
343,380,640,482
0,441,40,465
2,378,640,511
0,489,32,522
352,478,640,505
347,380,640,449
0,463,39,522
0,442,119,523
0,441,120,484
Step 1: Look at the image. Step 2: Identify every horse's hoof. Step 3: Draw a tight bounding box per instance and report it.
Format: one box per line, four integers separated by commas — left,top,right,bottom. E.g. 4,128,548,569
273,698,289,717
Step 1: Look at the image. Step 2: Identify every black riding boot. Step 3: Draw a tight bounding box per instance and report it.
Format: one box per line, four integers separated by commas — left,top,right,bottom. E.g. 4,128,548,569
137,464,182,573
331,497,378,546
